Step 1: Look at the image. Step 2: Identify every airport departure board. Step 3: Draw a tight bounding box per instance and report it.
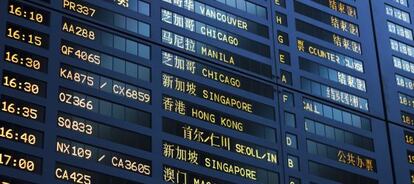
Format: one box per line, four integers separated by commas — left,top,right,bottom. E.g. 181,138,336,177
0,0,411,184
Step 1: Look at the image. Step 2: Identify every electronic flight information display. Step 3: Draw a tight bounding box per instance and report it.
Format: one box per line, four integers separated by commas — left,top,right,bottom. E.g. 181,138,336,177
0,0,411,184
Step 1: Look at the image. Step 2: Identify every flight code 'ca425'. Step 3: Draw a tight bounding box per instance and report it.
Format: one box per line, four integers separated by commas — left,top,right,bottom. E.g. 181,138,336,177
55,167,91,184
